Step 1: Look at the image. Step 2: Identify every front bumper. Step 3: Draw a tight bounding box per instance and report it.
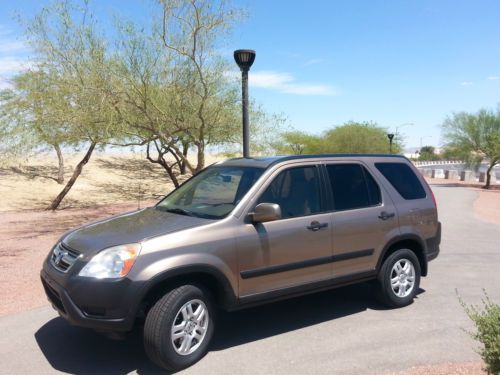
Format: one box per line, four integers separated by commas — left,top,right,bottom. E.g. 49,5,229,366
41,259,146,332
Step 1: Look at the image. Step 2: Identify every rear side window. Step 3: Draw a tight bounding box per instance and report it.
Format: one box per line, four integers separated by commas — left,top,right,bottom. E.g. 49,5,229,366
375,162,426,200
326,164,381,211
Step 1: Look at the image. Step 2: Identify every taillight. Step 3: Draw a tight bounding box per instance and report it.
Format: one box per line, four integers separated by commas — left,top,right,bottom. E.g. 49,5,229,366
422,178,437,208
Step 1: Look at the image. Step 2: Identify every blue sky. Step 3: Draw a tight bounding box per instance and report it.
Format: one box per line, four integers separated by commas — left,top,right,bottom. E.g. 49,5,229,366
1,0,499,148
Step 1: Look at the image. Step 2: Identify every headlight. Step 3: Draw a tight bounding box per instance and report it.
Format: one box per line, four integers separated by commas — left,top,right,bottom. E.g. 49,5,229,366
79,243,141,279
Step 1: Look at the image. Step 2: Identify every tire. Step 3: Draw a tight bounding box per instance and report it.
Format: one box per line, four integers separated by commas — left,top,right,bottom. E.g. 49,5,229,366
377,249,421,308
144,284,215,372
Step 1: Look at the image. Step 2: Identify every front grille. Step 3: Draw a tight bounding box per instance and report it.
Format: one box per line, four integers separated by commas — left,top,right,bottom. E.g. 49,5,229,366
41,278,66,313
50,242,80,272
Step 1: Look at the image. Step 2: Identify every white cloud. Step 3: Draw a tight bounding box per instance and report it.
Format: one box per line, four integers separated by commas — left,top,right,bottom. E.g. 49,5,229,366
487,76,499,80
460,81,473,86
0,25,12,37
303,58,323,67
0,57,33,74
0,40,27,53
248,70,337,96
0,76,13,90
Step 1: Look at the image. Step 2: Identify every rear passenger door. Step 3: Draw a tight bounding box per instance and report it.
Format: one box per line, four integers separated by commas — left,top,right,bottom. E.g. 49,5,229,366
374,162,438,241
324,162,400,278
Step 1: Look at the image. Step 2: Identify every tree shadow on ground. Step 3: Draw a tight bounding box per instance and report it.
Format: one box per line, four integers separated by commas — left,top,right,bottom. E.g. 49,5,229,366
95,157,171,181
34,283,426,374
93,157,189,202
2,165,66,183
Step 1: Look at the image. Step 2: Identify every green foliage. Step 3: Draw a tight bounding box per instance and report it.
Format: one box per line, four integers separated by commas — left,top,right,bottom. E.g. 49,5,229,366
274,121,401,155
458,290,500,375
322,121,401,154
418,145,442,161
273,130,322,155
442,108,500,187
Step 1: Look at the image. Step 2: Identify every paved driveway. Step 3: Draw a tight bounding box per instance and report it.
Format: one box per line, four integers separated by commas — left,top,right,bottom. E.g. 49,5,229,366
1,186,499,374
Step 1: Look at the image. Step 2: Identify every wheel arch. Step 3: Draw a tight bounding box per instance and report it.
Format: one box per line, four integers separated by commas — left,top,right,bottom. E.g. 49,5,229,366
377,235,428,277
137,265,238,319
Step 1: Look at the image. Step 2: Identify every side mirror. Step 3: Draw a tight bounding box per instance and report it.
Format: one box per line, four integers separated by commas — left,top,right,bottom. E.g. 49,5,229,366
249,203,282,223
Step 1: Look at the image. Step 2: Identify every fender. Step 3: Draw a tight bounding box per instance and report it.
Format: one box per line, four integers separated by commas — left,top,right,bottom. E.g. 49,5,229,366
137,264,239,311
376,234,428,276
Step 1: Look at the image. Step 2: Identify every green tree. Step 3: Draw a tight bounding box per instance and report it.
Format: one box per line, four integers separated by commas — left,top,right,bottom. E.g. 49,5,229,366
23,0,120,209
109,0,245,186
442,108,500,189
322,121,401,154
1,70,70,184
418,145,441,161
273,130,322,155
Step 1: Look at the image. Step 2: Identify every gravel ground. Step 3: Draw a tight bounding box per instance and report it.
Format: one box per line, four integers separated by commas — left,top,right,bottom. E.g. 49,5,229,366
384,362,485,375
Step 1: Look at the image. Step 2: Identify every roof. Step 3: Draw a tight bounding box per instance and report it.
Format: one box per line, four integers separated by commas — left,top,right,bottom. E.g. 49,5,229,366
217,154,407,169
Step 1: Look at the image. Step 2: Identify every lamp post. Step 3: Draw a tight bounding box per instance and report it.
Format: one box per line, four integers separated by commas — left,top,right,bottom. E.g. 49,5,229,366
234,49,256,158
387,133,395,153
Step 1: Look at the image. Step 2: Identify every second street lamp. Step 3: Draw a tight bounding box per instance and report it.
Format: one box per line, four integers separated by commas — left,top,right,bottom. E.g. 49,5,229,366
387,133,395,153
234,49,256,158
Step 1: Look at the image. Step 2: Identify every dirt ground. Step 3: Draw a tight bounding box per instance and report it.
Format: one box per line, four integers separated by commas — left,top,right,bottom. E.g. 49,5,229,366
0,202,156,316
427,177,500,225
0,152,221,211
473,189,500,225
384,362,486,375
0,156,497,374
0,152,228,315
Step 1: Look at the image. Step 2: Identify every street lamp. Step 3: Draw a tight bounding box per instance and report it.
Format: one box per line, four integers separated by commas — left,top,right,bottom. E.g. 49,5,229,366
234,49,256,158
387,122,413,154
387,133,395,153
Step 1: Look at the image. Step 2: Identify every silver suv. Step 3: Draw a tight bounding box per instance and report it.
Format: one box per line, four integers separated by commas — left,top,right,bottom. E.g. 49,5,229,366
41,154,441,371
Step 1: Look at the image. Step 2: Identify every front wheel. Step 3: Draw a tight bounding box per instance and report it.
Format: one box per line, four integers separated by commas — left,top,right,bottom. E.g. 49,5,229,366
143,284,215,372
377,249,421,308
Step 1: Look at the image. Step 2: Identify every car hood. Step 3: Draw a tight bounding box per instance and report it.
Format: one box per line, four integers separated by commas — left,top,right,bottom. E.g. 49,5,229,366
62,207,211,256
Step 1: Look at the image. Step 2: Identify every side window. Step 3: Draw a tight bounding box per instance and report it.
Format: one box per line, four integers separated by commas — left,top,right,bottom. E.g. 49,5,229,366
257,166,321,219
375,162,426,200
364,168,382,206
326,164,382,211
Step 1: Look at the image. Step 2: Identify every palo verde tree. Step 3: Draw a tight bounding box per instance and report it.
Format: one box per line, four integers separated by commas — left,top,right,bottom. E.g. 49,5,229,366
109,0,244,186
0,70,70,184
22,0,120,209
442,108,500,189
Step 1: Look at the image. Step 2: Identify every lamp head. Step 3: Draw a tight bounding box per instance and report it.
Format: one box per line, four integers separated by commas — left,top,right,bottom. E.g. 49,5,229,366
234,49,256,72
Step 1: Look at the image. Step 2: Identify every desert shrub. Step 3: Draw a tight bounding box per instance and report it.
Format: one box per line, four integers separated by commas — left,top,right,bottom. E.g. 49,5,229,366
459,290,500,375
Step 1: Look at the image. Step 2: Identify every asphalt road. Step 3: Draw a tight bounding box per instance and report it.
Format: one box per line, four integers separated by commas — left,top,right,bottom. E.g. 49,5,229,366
1,186,499,375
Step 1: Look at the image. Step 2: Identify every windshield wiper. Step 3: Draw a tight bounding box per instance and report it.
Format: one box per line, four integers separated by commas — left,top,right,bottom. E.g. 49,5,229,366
161,207,195,217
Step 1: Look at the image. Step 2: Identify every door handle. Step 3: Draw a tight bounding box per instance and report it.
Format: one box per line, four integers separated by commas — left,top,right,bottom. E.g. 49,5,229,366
378,211,395,220
307,221,328,231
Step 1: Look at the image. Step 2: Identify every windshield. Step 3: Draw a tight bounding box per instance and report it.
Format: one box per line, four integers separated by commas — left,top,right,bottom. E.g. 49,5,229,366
156,166,264,219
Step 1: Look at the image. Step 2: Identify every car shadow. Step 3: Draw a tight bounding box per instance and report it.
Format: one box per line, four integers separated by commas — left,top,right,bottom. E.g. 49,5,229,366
34,283,425,374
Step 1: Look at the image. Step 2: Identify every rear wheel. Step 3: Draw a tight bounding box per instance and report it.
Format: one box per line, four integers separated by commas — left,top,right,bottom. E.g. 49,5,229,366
143,284,215,372
377,249,421,308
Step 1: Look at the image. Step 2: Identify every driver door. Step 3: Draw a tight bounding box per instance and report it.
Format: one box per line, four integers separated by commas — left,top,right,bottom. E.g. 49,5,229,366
237,164,333,297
